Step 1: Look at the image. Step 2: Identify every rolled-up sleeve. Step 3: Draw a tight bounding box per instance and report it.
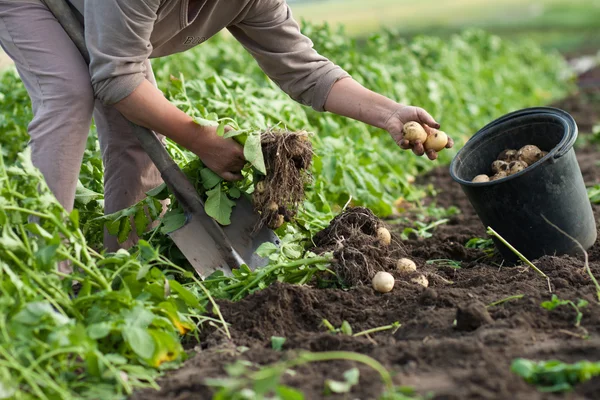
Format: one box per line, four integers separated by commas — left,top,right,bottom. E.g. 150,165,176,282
83,0,159,105
228,0,351,112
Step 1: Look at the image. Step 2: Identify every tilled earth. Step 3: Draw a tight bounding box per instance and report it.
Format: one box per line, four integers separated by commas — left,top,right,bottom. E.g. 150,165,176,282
132,66,600,400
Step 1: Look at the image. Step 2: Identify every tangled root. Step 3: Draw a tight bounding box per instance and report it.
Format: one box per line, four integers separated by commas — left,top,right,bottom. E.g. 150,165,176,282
253,130,313,229
312,207,407,286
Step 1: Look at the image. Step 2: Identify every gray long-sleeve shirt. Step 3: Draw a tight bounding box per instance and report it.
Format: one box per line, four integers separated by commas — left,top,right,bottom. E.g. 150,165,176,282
66,0,350,111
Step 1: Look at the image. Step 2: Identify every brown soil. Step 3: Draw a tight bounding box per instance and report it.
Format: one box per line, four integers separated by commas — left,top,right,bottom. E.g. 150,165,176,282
132,67,600,400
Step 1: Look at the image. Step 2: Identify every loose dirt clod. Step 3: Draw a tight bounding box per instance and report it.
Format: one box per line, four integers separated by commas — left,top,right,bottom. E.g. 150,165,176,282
455,301,494,331
253,130,313,229
312,207,406,286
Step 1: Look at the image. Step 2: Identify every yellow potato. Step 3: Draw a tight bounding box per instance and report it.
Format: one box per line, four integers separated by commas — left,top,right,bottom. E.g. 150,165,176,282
402,121,428,143
517,145,544,165
472,174,490,183
508,160,528,175
424,130,449,152
491,160,509,174
396,258,417,273
376,227,392,246
490,170,508,181
372,271,395,293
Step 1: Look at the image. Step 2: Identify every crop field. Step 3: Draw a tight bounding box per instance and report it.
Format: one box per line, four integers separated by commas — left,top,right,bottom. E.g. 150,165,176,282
1,15,600,400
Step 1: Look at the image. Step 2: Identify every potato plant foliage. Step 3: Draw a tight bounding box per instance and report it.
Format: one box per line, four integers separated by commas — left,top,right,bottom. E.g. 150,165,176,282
0,24,573,399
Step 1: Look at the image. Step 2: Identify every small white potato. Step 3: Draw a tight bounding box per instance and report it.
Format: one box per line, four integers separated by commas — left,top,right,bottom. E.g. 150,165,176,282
377,227,392,246
372,271,395,293
411,274,429,288
472,174,490,183
396,258,417,273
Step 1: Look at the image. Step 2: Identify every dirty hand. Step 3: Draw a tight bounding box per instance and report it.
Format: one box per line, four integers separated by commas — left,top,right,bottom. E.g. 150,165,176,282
188,125,246,181
384,106,454,160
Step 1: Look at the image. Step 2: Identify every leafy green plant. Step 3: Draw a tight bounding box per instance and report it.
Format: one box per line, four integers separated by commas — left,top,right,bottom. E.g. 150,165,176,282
511,358,600,392
541,295,589,328
401,219,449,240
205,351,395,399
465,237,495,255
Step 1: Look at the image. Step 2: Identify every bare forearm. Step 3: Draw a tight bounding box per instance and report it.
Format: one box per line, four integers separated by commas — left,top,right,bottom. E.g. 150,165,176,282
113,80,201,150
323,78,399,129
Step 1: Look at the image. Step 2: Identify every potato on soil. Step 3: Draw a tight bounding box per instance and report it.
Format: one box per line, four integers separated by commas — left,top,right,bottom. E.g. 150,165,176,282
508,160,528,175
472,174,490,183
311,207,407,287
411,274,429,287
253,130,313,230
402,121,427,143
372,271,395,293
376,227,392,246
490,170,508,181
517,145,544,165
491,160,509,174
397,258,417,273
497,149,518,162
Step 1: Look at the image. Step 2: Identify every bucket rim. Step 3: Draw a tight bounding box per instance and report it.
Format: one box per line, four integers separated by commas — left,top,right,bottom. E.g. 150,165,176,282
449,107,578,186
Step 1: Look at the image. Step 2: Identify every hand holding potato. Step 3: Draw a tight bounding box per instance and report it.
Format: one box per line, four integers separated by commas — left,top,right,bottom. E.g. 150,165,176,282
384,105,454,160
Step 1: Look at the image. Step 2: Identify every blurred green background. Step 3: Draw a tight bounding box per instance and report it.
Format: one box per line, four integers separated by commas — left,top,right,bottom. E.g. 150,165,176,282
1,0,599,69
289,0,600,52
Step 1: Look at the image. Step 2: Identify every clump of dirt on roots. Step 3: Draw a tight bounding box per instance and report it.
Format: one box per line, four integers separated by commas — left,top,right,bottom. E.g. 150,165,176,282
253,130,313,229
312,207,406,286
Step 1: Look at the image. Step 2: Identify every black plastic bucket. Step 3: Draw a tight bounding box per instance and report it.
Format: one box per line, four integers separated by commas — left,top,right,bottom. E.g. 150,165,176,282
449,107,596,263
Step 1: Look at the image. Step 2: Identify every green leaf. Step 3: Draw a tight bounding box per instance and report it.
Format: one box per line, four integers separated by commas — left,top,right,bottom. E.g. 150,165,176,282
577,299,589,308
160,209,186,234
200,168,223,190
253,372,281,395
134,207,149,237
324,368,360,394
271,336,286,351
123,307,155,328
243,132,266,175
69,209,80,228
340,321,353,336
146,183,170,200
216,121,225,137
205,184,236,225
511,358,534,379
276,385,304,400
87,322,112,340
193,116,218,127
106,218,121,237
229,187,241,199
169,280,202,309
123,327,155,360
256,242,279,258
35,244,59,268
75,180,103,205
117,217,132,244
